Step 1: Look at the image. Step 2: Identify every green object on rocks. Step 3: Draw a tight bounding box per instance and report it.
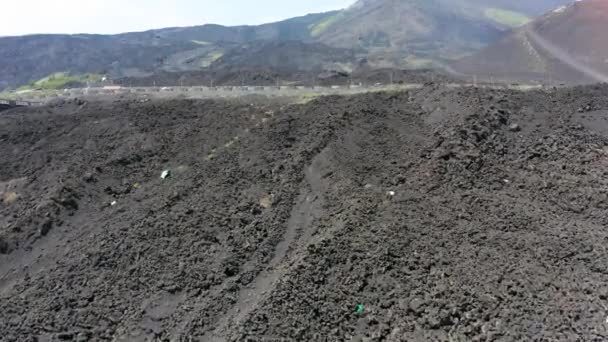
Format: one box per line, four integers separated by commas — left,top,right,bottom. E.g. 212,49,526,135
355,304,364,313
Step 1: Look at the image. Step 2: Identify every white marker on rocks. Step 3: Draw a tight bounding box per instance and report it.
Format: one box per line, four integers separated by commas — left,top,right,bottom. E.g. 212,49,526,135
509,123,521,132
161,170,171,180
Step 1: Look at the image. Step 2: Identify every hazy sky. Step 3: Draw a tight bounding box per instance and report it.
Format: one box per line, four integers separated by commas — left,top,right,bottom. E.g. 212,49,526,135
1,0,355,36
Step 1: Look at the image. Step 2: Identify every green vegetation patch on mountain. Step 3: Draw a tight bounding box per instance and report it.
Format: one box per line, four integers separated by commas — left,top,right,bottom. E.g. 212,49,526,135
309,14,342,37
18,73,103,91
0,90,17,100
200,50,225,68
484,8,531,28
403,55,435,69
191,40,212,46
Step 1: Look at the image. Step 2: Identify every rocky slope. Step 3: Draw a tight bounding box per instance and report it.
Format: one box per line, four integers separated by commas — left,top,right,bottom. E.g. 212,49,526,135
2,84,608,340
452,0,608,84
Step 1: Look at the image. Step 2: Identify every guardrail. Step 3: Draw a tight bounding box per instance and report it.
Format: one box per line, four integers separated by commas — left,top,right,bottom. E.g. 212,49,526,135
68,84,366,94
7,84,395,101
4,82,554,104
0,99,42,107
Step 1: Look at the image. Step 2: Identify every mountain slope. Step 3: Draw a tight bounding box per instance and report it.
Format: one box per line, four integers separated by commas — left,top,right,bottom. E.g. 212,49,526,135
451,0,608,84
0,12,337,90
210,41,363,73
314,0,574,68
0,1,576,90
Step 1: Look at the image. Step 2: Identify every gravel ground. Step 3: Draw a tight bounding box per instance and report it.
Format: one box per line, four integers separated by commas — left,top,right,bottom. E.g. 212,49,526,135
1,84,608,341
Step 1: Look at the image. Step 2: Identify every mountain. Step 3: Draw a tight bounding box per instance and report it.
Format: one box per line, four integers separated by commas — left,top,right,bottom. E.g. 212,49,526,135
451,0,608,84
313,0,574,68
0,12,337,90
0,0,576,90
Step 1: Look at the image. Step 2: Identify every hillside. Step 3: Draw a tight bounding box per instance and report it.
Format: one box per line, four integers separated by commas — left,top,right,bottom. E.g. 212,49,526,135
0,0,576,90
314,0,574,68
452,0,608,84
210,41,363,73
0,12,337,90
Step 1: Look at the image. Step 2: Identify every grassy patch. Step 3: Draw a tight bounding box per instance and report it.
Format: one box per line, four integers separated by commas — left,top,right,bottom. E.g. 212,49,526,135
309,14,341,37
403,55,435,69
191,40,212,46
17,73,103,91
201,50,224,68
2,192,18,205
294,92,321,104
334,62,354,73
484,8,530,28
509,84,543,91
0,91,17,100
